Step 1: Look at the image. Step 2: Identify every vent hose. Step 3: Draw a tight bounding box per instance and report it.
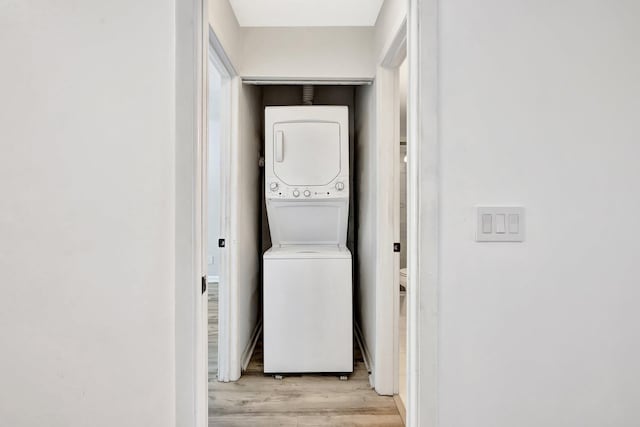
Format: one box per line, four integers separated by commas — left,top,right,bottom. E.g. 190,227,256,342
302,85,314,105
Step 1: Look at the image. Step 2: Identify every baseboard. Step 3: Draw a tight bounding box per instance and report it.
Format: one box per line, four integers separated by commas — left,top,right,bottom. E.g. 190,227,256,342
241,319,262,372
354,321,375,386
393,395,407,426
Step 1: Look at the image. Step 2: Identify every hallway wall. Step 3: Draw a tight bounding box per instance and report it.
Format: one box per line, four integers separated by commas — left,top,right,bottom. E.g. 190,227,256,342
209,1,376,81
229,81,262,379
208,0,243,70
374,0,407,62
241,27,375,80
435,1,640,426
0,1,177,426
354,83,378,386
208,1,263,381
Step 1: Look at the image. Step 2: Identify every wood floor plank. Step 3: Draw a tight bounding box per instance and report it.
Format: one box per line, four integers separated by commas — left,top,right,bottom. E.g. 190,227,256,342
209,414,403,427
208,283,219,377
209,414,297,427
208,287,403,427
296,414,405,426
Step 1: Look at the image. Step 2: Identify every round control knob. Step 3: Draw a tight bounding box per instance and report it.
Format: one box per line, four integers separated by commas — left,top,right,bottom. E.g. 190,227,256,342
304,190,311,197
335,181,345,191
270,182,278,191
292,189,300,198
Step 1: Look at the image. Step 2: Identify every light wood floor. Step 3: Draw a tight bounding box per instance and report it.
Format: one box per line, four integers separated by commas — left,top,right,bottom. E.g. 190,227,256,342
208,285,403,427
208,283,218,377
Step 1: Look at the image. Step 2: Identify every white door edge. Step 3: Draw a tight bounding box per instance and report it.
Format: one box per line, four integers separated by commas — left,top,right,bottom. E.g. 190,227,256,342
407,0,440,426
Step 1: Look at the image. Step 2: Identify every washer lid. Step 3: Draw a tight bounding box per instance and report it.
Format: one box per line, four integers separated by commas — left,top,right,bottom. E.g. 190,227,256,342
264,245,352,259
266,199,349,247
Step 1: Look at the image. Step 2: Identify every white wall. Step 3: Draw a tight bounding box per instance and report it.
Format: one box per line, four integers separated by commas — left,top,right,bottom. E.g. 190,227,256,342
436,1,640,426
208,0,243,71
241,27,375,80
356,70,399,399
355,84,378,384
351,0,408,397
228,81,262,379
210,0,378,80
0,1,176,426
356,72,398,397
209,0,262,381
374,0,407,62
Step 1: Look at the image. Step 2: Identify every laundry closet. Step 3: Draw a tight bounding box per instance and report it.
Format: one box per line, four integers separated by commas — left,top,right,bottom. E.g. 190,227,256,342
228,83,369,371
208,0,407,399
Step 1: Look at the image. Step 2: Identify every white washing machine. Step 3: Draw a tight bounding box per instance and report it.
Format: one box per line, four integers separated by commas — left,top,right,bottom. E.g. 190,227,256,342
263,106,353,374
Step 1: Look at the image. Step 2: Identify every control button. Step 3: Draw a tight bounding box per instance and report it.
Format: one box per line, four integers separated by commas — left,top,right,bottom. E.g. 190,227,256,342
304,190,311,197
293,189,300,198
270,182,278,191
335,181,345,191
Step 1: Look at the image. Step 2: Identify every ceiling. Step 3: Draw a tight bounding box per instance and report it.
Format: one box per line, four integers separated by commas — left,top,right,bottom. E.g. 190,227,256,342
229,0,385,27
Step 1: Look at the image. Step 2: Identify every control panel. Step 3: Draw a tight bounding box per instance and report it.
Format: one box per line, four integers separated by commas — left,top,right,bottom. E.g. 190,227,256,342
266,178,349,200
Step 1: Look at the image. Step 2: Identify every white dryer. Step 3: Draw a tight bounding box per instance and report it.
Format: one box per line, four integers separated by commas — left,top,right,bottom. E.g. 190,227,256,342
263,106,353,374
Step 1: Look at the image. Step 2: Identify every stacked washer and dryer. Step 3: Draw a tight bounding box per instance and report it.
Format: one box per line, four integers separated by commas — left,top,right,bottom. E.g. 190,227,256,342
263,106,353,375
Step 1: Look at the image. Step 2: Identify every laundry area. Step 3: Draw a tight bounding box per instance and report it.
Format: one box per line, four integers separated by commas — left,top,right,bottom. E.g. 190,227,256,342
208,83,404,425
262,103,353,375
206,1,408,425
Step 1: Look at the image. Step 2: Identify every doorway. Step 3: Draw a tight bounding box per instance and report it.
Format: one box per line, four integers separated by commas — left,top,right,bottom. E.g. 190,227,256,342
180,2,442,426
207,82,405,426
204,22,412,427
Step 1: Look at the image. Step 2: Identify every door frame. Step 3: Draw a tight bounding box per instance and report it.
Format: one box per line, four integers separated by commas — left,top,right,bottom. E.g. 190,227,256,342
378,17,407,400
207,27,236,384
177,0,440,425
406,0,440,425
376,0,440,425
174,0,208,425
371,20,406,396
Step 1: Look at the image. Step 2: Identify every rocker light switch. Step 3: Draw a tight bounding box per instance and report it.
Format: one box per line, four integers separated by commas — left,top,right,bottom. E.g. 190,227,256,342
495,214,506,234
481,214,492,233
508,214,519,233
476,207,525,242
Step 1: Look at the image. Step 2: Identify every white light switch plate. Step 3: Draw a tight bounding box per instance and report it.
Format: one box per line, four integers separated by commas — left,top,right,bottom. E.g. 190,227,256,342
476,206,525,242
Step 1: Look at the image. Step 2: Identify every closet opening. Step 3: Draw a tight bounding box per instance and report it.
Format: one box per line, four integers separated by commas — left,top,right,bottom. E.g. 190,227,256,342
207,82,406,426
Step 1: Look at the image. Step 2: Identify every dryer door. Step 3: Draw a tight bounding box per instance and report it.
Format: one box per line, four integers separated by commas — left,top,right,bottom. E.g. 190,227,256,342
272,121,342,186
